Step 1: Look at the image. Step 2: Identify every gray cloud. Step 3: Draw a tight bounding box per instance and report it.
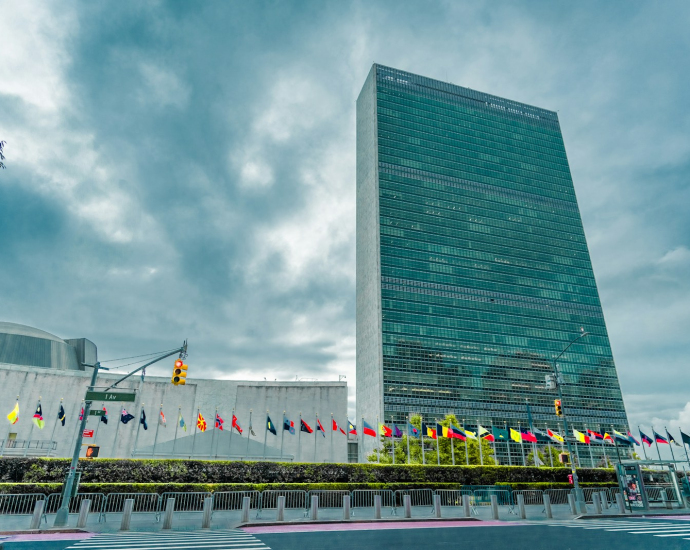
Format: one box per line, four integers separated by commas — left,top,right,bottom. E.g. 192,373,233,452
1,0,688,425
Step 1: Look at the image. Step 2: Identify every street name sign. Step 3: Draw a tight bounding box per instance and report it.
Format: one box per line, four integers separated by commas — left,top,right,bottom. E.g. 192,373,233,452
85,391,136,402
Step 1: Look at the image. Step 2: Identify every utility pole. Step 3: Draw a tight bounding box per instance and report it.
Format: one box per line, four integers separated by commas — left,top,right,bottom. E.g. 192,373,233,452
551,329,589,513
53,341,187,527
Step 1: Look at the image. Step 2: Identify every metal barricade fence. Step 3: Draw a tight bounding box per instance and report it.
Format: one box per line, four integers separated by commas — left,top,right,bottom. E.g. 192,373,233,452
257,490,308,518
512,490,544,506
473,489,513,506
544,489,570,505
44,493,106,515
435,489,471,507
213,491,261,511
99,493,161,523
307,490,350,509
394,489,434,508
350,489,395,516
0,494,46,515
159,492,210,513
577,488,608,504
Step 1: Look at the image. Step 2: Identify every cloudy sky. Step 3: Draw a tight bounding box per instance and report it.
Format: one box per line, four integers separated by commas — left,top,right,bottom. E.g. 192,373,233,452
1,1,689,455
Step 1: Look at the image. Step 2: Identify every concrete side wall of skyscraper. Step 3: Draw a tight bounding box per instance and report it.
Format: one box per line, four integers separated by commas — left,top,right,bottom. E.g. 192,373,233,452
356,64,629,464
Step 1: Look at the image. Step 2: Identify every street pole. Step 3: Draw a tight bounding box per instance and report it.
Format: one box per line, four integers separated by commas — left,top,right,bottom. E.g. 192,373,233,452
53,363,100,527
552,330,589,510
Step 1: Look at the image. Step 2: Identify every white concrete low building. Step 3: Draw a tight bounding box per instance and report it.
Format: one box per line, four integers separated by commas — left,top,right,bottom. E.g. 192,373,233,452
0,322,348,462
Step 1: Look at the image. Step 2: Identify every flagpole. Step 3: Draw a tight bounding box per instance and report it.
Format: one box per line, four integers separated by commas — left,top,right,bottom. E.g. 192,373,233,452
518,422,526,466
263,410,269,460
601,425,610,466
209,407,217,459
191,407,199,459
132,404,144,458
638,425,648,461
406,413,411,464
93,405,102,446
478,425,484,466
23,399,39,457
280,410,286,460
526,402,538,467
546,425,554,467
246,409,253,459
376,415,380,464
666,427,677,464
463,418,469,465
69,401,84,459
505,423,512,466
652,425,663,462
360,415,364,464
172,406,180,457
450,425,455,466
436,420,440,465
585,425,594,468
315,413,319,463
421,415,425,465
110,406,122,459
298,412,302,462
152,405,162,458
390,415,395,465
680,427,690,467
490,425,497,465
331,414,334,463
228,408,235,459
49,398,62,456
1,396,19,457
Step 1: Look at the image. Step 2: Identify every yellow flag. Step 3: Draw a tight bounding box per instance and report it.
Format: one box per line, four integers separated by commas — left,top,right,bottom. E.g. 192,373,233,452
510,428,522,443
464,428,477,440
7,402,19,425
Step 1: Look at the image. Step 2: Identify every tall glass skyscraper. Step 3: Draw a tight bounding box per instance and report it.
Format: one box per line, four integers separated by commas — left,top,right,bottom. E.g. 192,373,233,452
356,64,629,464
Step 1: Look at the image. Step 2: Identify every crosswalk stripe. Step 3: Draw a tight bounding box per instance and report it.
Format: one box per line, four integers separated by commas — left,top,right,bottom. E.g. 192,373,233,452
66,530,270,550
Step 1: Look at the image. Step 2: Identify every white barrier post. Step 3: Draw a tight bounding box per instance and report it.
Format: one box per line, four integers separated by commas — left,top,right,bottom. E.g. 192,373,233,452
29,500,45,530
162,497,175,530
543,494,552,519
600,491,608,510
517,494,526,519
567,494,577,515
202,497,213,529
374,495,382,519
120,499,133,531
76,499,91,529
463,494,471,518
403,494,411,518
343,495,351,520
241,496,251,523
310,495,318,520
276,495,285,521
490,495,499,520
433,494,441,518
615,493,626,514
593,493,602,515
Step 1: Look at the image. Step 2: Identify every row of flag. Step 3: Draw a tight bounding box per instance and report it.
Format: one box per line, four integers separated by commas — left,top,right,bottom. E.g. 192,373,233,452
9,400,690,454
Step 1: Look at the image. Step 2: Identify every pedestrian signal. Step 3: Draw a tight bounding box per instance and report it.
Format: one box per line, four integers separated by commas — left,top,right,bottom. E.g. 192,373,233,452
554,399,563,416
85,445,100,458
172,359,188,385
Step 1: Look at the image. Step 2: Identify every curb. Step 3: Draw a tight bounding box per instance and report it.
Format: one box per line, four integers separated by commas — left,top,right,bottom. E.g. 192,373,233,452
0,529,87,536
238,517,482,528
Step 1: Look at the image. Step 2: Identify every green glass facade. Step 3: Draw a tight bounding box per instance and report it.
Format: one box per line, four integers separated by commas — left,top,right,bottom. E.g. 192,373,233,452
356,64,629,464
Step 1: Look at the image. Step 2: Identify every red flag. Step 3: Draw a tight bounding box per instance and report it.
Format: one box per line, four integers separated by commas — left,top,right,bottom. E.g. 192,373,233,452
332,418,339,431
317,418,326,437
232,414,242,434
215,413,224,430
340,427,346,435
79,407,84,421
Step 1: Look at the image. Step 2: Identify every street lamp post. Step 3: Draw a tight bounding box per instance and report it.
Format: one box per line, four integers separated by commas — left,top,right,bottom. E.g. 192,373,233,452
552,329,589,514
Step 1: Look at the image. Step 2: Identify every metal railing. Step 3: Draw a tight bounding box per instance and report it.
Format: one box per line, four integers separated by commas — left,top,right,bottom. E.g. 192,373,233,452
473,488,513,506
512,490,544,506
213,491,261,511
544,489,571,505
44,493,105,515
159,492,210,512
307,490,350,509
257,490,308,518
394,488,435,508
0,494,46,515
99,493,161,522
351,489,395,516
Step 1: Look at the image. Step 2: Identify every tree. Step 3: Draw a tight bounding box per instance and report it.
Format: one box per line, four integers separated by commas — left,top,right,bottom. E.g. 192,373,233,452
366,413,495,465
0,141,6,169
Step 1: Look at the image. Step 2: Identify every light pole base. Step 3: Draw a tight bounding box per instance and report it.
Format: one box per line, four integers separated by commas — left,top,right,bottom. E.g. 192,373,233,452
53,507,69,527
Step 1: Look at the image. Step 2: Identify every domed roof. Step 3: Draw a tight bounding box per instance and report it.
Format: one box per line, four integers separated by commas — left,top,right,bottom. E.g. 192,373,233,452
0,322,66,343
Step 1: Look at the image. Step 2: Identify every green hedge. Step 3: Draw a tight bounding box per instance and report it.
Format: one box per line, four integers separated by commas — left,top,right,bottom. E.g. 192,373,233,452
0,458,618,485
0,481,618,495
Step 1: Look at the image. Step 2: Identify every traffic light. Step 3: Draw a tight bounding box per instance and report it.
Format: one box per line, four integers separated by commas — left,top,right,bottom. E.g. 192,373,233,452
172,359,188,385
554,399,563,416
85,445,100,458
